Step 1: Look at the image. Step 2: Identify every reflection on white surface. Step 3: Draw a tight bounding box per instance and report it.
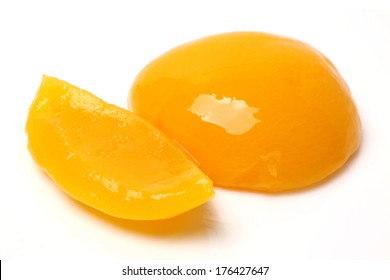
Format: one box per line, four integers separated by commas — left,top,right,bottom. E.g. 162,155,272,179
188,93,260,135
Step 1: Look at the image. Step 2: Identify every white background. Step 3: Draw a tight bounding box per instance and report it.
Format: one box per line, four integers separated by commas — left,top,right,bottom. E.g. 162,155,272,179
1,0,390,268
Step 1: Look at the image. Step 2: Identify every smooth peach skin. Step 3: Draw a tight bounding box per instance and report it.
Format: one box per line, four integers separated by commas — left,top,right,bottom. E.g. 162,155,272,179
130,32,361,192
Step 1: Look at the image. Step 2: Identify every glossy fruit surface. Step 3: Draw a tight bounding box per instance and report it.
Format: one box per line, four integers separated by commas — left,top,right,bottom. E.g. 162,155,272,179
129,31,361,192
26,76,213,220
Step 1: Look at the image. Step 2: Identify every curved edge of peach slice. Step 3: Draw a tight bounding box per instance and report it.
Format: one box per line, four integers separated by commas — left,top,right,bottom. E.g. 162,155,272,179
26,75,214,220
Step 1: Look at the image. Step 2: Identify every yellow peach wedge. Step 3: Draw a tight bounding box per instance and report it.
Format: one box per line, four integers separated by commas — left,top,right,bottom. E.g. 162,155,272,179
26,76,214,220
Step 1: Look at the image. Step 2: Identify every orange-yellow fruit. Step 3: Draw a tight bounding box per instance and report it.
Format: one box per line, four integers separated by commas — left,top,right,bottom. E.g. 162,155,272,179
129,31,361,192
26,76,213,220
